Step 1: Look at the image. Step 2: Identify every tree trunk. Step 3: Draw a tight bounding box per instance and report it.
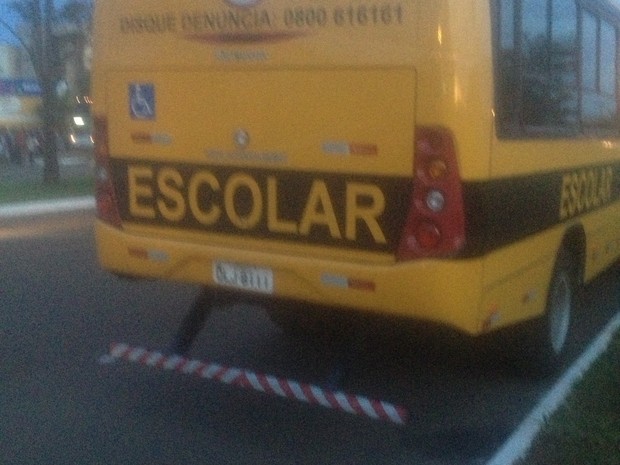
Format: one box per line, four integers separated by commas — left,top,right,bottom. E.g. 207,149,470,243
42,0,60,184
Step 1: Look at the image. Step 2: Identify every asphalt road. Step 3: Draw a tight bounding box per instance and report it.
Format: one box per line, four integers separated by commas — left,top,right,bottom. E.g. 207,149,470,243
1,210,618,465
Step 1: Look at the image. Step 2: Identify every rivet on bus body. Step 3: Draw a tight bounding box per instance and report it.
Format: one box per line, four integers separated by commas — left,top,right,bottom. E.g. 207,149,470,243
521,289,538,304
482,307,501,332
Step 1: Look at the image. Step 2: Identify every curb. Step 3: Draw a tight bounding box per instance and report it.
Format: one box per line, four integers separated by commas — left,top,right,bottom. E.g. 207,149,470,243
0,196,95,218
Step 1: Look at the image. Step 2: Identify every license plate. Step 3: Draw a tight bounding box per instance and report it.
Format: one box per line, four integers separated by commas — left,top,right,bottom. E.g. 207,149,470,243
213,261,274,294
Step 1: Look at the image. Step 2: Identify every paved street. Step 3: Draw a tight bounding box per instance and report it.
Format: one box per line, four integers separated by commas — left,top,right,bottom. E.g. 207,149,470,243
0,210,618,465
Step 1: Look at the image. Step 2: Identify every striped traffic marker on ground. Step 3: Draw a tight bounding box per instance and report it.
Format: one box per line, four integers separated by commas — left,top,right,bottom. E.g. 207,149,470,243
104,342,409,426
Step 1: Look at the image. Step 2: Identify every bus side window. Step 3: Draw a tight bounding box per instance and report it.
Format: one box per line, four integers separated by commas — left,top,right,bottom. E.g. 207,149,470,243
495,0,580,137
581,14,618,134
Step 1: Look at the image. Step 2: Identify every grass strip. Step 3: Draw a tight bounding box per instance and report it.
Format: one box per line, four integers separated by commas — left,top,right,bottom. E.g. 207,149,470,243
519,332,620,465
0,176,94,204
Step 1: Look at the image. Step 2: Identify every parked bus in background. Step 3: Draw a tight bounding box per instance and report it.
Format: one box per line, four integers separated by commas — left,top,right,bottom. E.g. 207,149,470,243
91,0,620,371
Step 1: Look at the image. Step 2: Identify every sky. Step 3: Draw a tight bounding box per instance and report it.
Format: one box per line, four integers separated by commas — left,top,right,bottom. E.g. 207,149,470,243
0,0,19,45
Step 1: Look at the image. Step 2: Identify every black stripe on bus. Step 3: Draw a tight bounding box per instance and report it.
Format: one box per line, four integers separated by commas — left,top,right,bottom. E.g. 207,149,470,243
110,159,620,258
110,159,412,253
462,162,620,256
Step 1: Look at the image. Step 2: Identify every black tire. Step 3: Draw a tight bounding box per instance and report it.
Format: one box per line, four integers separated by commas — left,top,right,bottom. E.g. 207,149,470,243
523,248,579,374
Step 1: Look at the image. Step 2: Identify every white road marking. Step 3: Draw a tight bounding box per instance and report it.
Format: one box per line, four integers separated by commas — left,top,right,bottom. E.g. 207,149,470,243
486,311,620,465
0,196,95,218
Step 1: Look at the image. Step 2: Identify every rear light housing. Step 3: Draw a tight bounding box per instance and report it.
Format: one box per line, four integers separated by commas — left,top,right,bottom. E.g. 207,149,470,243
397,126,466,260
93,116,122,228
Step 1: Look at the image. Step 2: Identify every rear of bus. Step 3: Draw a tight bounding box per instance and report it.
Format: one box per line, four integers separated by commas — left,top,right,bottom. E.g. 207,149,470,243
92,0,494,335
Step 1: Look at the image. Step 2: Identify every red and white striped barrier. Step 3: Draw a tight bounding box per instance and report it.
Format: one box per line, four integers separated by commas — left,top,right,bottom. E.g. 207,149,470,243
105,342,409,426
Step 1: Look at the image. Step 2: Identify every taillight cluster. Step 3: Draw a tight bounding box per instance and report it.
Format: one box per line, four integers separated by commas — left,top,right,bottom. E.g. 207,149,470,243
93,116,122,227
397,126,466,260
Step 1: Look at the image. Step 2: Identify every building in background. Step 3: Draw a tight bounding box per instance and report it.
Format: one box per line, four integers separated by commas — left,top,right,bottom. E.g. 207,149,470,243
0,43,41,163
0,43,41,129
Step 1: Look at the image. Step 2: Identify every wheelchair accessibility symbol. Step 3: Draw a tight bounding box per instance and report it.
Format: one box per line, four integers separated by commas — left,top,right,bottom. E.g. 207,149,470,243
129,83,155,120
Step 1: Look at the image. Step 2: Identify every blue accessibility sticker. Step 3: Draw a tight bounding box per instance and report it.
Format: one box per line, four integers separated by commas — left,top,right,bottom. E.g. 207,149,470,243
129,83,156,120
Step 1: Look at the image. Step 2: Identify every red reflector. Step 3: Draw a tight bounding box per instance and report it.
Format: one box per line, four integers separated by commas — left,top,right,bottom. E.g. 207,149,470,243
95,191,116,221
94,116,122,228
131,132,152,144
347,278,376,292
414,222,441,249
128,247,149,259
348,143,379,156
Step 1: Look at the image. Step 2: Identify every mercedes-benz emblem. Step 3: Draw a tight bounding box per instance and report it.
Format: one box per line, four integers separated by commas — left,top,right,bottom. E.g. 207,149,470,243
234,128,250,149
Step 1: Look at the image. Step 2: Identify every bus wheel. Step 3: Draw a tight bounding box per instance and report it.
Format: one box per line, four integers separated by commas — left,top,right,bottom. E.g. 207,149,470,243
525,248,577,374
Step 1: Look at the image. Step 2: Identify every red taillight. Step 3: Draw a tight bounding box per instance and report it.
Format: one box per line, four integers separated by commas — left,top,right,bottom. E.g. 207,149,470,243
397,126,466,260
93,116,122,228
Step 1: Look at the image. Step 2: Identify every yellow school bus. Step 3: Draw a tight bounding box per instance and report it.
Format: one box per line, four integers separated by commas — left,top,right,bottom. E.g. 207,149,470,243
92,0,620,368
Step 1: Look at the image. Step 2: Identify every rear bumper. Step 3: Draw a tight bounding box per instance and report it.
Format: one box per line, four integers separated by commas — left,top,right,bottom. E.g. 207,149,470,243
96,221,484,334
